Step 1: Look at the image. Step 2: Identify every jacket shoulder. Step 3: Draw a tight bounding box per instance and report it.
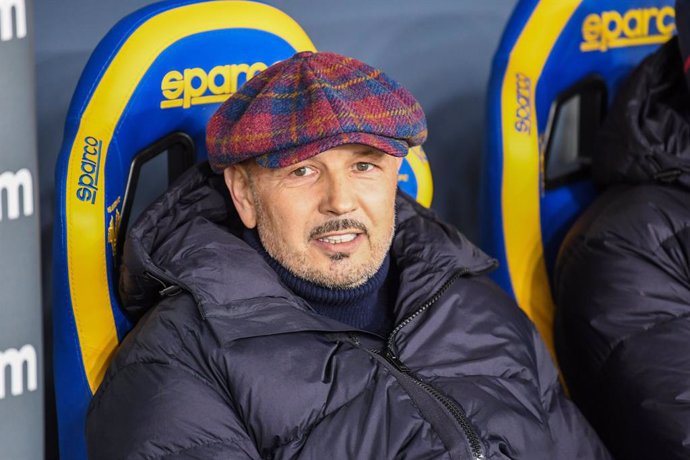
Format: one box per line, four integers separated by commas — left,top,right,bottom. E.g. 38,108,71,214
86,294,264,459
556,184,690,343
96,293,217,398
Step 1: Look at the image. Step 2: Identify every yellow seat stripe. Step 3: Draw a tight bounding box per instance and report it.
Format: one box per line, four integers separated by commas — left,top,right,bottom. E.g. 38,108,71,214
65,1,315,393
500,1,582,363
406,146,433,208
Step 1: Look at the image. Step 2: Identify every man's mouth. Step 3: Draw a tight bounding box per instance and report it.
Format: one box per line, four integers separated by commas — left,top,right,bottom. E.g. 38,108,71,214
309,219,368,243
309,219,368,255
316,233,359,245
312,232,363,257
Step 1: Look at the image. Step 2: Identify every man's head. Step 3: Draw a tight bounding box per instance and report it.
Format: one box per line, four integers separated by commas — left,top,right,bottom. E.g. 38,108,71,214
224,144,401,288
207,51,427,288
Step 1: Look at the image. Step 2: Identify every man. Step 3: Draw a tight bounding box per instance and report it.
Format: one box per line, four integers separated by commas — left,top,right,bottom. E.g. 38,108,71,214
87,51,608,459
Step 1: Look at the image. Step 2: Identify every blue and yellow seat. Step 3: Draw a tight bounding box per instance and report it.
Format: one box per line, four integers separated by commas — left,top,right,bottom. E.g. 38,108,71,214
481,0,675,362
51,1,432,458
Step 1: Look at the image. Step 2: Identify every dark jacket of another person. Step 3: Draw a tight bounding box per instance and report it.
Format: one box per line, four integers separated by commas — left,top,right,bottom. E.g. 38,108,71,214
555,38,690,460
87,163,609,459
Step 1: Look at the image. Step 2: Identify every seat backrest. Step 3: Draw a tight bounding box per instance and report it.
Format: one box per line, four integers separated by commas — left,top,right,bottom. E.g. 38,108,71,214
481,0,675,361
52,2,433,458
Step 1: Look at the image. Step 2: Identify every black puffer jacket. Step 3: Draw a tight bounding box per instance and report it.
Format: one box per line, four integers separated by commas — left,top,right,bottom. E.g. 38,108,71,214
555,38,690,460
87,163,608,459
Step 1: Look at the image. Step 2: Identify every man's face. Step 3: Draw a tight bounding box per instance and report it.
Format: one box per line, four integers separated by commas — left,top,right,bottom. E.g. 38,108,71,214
225,144,402,288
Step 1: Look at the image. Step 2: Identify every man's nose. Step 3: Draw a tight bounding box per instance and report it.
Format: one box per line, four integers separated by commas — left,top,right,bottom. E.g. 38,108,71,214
320,171,357,215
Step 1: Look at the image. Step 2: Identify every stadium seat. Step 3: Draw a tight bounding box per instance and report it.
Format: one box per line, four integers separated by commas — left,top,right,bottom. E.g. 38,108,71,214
481,0,675,362
51,1,433,458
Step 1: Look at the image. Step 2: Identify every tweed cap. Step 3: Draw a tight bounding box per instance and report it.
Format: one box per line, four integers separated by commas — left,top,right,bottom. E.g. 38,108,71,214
206,51,427,172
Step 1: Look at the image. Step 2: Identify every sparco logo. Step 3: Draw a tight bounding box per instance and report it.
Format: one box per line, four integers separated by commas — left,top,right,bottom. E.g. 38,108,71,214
581,7,675,52
0,168,33,221
0,344,37,400
160,62,269,109
76,136,102,204
0,0,26,42
514,72,532,135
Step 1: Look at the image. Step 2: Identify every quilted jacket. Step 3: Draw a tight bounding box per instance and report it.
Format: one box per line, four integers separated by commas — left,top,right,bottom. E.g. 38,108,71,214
87,163,608,459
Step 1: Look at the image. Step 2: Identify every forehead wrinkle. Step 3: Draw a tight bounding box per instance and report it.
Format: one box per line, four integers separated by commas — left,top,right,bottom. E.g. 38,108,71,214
353,148,383,157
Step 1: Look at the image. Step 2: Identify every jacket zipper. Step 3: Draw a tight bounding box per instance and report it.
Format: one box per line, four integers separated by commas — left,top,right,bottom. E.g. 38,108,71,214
411,378,485,460
382,270,486,460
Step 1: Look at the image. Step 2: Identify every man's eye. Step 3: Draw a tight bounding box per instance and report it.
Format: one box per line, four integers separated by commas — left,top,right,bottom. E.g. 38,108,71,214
355,162,374,172
292,166,314,177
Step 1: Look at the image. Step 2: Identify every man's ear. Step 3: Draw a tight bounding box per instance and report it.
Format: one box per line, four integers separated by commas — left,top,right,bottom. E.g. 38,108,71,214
223,164,257,229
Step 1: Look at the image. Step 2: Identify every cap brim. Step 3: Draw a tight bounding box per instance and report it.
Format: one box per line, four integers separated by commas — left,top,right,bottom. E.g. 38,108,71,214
255,132,409,168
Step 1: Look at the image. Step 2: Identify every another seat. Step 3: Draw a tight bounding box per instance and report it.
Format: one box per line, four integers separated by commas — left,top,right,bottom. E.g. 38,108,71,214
481,0,675,361
52,2,433,459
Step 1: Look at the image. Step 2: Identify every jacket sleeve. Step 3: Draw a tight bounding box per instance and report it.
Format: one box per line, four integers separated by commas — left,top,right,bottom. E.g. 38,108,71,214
86,361,261,460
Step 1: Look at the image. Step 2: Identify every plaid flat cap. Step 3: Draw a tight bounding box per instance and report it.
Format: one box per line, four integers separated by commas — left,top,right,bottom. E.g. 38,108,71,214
206,51,427,172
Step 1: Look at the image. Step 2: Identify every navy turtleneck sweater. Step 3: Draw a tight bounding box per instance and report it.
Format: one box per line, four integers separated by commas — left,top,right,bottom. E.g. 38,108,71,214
242,229,396,337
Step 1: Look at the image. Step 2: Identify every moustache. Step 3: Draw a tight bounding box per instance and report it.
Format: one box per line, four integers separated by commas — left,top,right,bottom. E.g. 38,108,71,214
309,219,368,240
